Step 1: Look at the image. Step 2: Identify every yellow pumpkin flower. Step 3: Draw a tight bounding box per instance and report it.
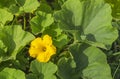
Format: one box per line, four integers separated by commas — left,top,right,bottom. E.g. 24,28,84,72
29,35,56,62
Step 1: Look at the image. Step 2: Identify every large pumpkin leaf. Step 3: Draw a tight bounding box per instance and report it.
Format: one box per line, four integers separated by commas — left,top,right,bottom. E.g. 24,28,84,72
54,0,83,30
57,44,113,79
0,9,13,25
0,25,35,62
30,60,57,79
0,68,25,79
82,47,113,79
57,44,87,79
70,44,113,79
54,0,118,49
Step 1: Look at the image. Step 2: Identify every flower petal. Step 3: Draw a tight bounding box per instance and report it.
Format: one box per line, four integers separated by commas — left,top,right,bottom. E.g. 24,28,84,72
31,37,42,46
36,53,51,62
43,35,52,45
46,45,56,55
29,47,39,58
29,35,56,62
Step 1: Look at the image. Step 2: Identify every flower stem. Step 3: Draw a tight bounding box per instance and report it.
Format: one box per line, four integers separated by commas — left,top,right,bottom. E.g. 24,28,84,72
113,61,120,79
23,14,26,30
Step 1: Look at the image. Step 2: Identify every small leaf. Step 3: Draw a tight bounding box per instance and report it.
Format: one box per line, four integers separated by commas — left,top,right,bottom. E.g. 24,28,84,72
9,4,20,14
38,3,52,13
54,34,68,48
0,9,13,25
30,11,54,34
20,0,40,13
0,68,25,79
43,23,63,38
0,0,15,8
30,60,57,79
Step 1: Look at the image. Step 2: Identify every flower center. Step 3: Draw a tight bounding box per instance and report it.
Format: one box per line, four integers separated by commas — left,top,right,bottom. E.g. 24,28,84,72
42,47,46,52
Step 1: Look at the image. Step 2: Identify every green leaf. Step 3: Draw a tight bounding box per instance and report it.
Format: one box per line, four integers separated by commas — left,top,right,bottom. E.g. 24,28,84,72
0,40,7,53
38,3,52,13
105,0,120,19
57,44,85,79
26,73,37,79
54,34,68,48
13,50,29,71
0,40,7,61
30,60,57,79
30,11,54,34
20,0,40,13
57,57,77,79
16,0,25,6
9,4,20,15
43,23,62,37
54,0,118,49
69,44,113,79
0,9,13,25
0,0,15,8
0,68,25,79
0,25,35,62
82,47,113,79
54,0,83,30
58,0,67,6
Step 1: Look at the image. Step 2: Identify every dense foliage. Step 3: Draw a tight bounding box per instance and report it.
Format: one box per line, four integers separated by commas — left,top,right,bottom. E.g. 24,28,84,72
0,0,120,79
